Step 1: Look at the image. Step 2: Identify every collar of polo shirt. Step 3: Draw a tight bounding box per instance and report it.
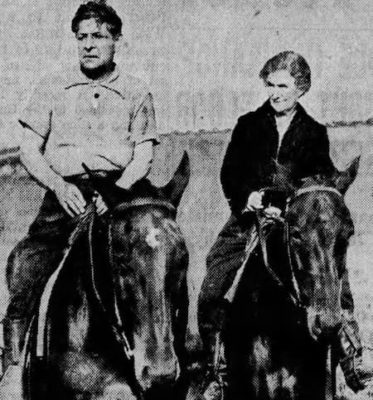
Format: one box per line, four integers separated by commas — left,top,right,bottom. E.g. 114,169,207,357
64,63,120,89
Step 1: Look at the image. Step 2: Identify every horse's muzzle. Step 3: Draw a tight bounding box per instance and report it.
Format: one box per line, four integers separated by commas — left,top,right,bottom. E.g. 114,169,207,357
306,309,342,342
137,360,179,391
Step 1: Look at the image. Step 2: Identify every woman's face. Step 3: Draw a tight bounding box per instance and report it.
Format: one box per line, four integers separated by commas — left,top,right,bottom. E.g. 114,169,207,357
264,70,304,115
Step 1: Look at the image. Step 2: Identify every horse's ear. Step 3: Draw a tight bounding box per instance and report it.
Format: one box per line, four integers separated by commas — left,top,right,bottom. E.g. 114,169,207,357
82,163,96,181
334,156,360,195
162,152,190,208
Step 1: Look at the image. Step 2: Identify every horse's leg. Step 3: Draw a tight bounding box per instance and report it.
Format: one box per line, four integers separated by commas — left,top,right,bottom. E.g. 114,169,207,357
22,316,48,400
287,342,331,400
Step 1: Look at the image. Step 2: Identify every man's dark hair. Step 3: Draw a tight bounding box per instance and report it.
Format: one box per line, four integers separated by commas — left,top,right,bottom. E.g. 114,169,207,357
259,51,311,94
71,1,122,38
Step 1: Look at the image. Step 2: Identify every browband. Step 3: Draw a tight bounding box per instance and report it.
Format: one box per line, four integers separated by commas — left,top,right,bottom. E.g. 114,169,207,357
293,185,342,198
113,198,176,213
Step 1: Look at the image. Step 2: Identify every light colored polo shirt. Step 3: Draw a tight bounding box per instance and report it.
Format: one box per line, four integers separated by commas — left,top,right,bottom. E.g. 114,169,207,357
19,64,159,177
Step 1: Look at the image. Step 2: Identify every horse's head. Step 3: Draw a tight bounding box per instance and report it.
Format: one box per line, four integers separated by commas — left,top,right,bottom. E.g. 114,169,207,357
280,157,359,342
85,153,190,391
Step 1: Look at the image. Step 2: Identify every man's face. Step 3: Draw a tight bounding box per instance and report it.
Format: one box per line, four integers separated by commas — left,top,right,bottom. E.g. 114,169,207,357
264,70,303,115
76,18,118,72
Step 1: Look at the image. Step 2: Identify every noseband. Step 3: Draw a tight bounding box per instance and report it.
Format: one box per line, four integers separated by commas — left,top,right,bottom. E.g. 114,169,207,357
257,185,344,311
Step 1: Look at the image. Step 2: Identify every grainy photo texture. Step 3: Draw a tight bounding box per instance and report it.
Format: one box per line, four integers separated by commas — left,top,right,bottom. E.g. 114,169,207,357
0,1,371,399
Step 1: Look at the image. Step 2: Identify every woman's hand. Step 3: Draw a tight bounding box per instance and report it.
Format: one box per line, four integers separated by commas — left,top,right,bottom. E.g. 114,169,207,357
264,206,282,218
245,191,264,212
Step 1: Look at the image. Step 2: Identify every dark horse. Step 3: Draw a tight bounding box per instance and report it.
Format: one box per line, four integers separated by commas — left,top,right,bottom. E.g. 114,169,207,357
22,153,190,400
225,157,360,400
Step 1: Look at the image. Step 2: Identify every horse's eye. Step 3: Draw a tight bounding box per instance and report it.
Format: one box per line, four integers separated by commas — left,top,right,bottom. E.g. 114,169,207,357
290,228,302,242
334,235,349,256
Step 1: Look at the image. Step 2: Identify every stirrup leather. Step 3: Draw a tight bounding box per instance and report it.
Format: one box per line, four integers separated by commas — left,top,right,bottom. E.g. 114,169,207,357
203,333,227,400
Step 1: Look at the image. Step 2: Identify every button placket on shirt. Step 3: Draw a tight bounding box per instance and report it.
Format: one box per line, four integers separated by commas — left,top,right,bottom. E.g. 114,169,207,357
88,83,101,132
91,83,100,111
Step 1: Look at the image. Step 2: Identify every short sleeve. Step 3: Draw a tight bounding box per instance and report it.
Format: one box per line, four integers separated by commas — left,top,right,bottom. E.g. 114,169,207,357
130,92,159,145
19,76,53,139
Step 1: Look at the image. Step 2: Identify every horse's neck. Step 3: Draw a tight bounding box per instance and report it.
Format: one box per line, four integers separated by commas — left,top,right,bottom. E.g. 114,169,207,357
264,221,290,278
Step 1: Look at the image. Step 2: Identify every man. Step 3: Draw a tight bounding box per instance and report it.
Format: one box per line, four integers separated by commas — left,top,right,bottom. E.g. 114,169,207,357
2,1,159,376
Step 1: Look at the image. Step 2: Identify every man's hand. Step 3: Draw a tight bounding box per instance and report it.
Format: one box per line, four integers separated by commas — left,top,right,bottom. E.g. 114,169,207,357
245,191,264,212
92,191,108,216
20,128,87,217
53,180,86,217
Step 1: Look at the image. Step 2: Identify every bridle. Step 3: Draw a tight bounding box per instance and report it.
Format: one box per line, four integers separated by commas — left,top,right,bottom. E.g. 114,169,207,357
106,197,177,350
106,197,178,396
98,197,176,344
257,184,344,312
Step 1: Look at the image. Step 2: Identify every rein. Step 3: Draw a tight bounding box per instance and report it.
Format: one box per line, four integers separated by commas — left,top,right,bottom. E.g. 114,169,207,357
89,197,176,362
88,214,134,361
36,204,97,357
256,213,303,309
257,184,343,311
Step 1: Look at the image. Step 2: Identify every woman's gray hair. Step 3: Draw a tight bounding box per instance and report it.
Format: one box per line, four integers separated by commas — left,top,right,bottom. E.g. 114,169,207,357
259,51,311,94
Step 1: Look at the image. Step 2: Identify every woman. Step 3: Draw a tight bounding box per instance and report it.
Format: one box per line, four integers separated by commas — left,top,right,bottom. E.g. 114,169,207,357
198,51,372,400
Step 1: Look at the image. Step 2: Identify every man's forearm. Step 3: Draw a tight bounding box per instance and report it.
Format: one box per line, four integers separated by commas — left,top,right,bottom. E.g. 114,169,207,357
116,141,154,189
20,130,65,192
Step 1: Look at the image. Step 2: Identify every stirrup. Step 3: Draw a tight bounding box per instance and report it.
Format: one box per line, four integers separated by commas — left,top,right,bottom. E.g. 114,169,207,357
0,318,28,379
202,369,226,400
202,333,227,400
340,349,373,393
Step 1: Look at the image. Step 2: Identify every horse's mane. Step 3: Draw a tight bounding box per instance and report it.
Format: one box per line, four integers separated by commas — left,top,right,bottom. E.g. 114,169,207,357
86,176,168,210
271,159,338,195
123,178,164,201
299,174,337,189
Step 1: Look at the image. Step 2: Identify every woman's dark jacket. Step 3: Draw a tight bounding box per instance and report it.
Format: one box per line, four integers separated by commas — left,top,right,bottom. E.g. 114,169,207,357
221,100,336,216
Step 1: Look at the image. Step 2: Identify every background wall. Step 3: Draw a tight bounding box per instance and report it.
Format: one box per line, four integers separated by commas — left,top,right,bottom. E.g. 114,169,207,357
0,0,371,146
0,0,371,398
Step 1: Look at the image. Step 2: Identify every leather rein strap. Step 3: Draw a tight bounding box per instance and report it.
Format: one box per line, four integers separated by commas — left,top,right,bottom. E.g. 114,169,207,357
87,213,134,361
36,198,174,361
257,184,343,310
